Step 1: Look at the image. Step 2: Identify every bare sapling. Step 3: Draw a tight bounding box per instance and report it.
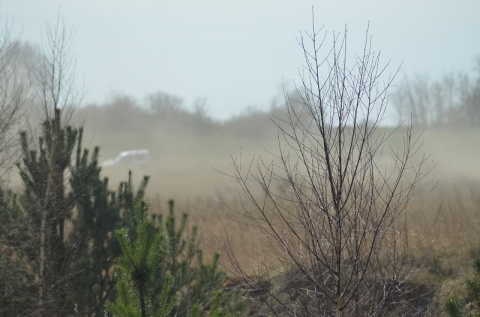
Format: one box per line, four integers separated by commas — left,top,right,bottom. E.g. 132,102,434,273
223,19,434,317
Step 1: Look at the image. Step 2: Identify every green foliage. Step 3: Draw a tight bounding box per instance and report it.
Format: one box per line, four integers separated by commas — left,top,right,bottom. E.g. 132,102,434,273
108,199,247,317
0,189,36,316
0,108,151,316
107,201,176,317
190,291,234,317
445,258,480,317
152,199,244,316
15,108,81,314
70,168,150,316
0,109,245,316
445,297,467,317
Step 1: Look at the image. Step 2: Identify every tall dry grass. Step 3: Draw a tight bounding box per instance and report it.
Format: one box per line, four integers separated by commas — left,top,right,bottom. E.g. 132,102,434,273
88,123,480,313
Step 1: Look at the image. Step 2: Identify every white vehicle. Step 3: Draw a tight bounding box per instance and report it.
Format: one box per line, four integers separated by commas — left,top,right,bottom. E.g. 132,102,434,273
101,149,150,167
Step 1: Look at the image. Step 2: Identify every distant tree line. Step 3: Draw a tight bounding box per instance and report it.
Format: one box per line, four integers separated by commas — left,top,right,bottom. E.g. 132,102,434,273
10,39,280,139
13,37,480,137
80,62,480,135
76,93,284,138
394,60,480,126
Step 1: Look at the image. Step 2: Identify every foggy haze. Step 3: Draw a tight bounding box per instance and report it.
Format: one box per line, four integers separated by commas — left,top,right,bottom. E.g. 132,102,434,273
2,3,480,314
4,0,480,121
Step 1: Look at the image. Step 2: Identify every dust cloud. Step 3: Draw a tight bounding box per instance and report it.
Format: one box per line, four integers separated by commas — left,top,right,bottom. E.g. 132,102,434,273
75,98,480,204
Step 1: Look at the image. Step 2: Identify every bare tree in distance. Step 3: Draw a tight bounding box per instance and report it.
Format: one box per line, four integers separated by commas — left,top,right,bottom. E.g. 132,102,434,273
393,58,480,127
0,19,29,183
223,19,435,317
28,14,82,125
0,18,31,315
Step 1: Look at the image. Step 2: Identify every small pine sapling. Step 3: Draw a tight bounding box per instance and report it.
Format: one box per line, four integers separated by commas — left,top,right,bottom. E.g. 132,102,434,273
445,258,480,317
107,201,176,317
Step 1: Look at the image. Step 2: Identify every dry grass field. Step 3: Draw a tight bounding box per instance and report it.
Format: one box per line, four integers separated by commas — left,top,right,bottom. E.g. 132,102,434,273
87,123,480,311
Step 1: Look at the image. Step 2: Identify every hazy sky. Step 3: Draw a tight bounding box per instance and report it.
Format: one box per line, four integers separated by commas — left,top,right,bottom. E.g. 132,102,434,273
3,0,480,121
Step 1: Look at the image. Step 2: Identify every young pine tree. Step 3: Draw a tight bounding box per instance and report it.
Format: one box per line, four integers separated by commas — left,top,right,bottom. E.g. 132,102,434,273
153,199,234,316
445,258,480,317
107,200,176,317
109,200,247,317
17,108,80,315
14,107,150,316
69,167,150,316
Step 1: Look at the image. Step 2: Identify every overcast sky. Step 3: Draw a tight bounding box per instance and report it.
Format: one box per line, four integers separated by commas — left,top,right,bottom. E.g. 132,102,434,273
3,0,480,121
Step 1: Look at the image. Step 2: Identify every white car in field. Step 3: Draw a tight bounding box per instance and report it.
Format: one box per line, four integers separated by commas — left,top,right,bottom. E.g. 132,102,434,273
101,149,150,167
